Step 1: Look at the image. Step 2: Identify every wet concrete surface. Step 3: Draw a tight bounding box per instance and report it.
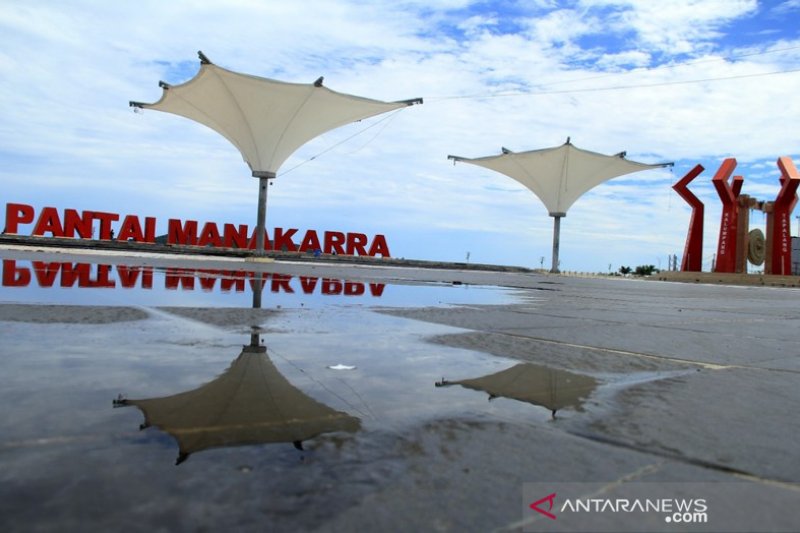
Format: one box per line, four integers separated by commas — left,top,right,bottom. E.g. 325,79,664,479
384,278,800,474
1,249,800,532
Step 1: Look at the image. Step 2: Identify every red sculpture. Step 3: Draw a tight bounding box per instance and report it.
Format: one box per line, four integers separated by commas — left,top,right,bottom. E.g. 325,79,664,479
674,156,797,275
711,159,743,273
769,157,800,275
672,164,705,272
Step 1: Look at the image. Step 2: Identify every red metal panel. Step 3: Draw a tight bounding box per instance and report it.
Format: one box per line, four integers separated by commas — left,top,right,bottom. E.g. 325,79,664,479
712,159,740,273
771,157,800,275
672,164,705,272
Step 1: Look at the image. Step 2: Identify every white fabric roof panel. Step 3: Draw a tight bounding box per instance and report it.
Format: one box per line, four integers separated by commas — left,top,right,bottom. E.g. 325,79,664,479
135,56,420,175
450,141,671,216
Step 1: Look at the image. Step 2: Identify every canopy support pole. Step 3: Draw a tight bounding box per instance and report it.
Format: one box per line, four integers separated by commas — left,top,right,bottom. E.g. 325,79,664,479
253,172,276,256
252,277,263,310
247,277,266,352
550,214,564,274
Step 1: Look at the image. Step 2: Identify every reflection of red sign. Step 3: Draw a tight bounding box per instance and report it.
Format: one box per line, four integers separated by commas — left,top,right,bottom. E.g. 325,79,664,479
4,202,391,257
1,260,385,297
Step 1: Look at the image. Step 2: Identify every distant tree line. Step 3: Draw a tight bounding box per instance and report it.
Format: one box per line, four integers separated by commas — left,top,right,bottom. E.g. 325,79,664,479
618,265,658,276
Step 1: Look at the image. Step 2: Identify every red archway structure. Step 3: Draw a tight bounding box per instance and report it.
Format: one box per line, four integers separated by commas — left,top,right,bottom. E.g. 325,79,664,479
675,156,799,275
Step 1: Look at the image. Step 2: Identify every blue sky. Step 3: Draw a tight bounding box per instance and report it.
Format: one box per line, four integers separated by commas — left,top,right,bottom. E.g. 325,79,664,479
1,0,799,272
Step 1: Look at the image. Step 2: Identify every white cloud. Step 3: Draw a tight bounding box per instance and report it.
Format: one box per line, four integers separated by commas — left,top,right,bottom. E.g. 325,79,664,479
579,0,759,54
595,50,652,68
524,8,598,45
772,0,800,15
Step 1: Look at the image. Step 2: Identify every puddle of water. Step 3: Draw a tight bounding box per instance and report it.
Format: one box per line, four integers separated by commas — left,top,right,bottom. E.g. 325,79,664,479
0,251,606,529
1,306,585,451
0,256,515,308
264,309,564,430
0,254,584,445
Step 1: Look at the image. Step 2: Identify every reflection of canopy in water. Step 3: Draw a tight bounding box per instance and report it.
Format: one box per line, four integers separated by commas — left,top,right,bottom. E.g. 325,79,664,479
119,346,360,463
441,363,597,415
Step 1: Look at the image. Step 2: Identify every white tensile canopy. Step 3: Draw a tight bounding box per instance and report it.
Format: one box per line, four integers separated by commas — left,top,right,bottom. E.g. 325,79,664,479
449,139,672,272
131,51,422,254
